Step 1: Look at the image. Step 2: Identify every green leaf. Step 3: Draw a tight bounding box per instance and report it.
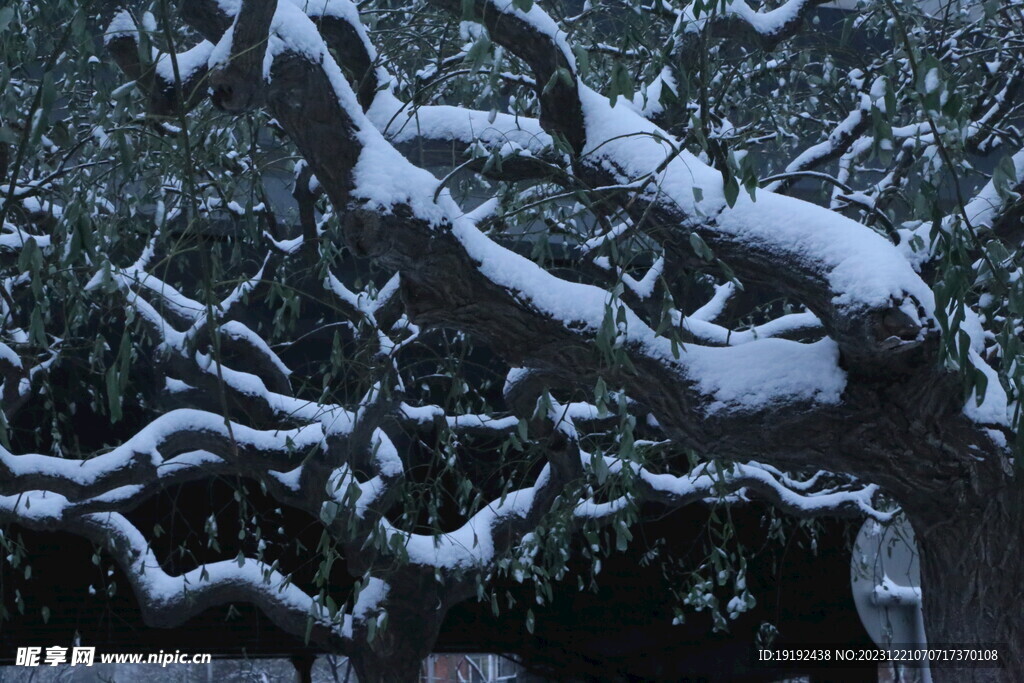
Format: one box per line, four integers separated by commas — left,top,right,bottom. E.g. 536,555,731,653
304,615,314,644
591,452,608,485
992,154,1019,202
320,501,339,526
871,109,894,165
608,61,634,107
463,36,492,74
723,176,740,208
957,329,972,376
594,377,608,416
17,236,43,275
104,330,132,422
542,67,572,97
619,428,634,460
572,45,590,78
689,233,714,261
615,525,628,552
918,56,943,114
29,307,47,348
517,417,529,443
29,72,57,146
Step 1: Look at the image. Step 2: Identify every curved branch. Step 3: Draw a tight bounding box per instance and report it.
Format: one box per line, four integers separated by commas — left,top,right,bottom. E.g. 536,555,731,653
159,0,1011,506
576,459,893,524
0,409,321,500
425,0,585,151
105,11,212,117
0,509,352,653
672,0,831,65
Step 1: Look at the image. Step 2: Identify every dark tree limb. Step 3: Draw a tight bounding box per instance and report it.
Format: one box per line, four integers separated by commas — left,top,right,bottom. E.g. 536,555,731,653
208,0,278,113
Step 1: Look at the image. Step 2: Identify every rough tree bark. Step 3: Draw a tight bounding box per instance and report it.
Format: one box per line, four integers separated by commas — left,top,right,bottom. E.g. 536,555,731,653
907,481,1024,682
346,573,452,682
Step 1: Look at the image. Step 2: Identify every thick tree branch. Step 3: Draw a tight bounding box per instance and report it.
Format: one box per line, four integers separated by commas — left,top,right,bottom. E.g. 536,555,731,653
208,0,278,113
425,0,585,152
105,11,211,118
183,0,1016,505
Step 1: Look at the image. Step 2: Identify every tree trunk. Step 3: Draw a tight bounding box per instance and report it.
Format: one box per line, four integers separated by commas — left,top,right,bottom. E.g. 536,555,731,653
350,650,425,683
909,486,1024,683
347,572,451,683
291,653,316,683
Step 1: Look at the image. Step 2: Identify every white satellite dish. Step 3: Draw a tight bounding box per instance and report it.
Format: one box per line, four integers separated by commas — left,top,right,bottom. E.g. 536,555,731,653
851,516,931,682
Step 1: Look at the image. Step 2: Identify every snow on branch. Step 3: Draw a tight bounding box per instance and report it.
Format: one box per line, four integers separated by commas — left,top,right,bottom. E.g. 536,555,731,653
425,0,585,150
420,0,937,367
0,408,322,500
0,507,353,652
105,10,213,117
952,148,1023,236
763,107,871,194
678,0,829,45
0,342,57,421
159,0,876,487
380,467,549,570
573,86,936,361
55,0,1022,668
896,147,1024,269
207,0,278,112
114,0,1011,561
576,458,893,524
